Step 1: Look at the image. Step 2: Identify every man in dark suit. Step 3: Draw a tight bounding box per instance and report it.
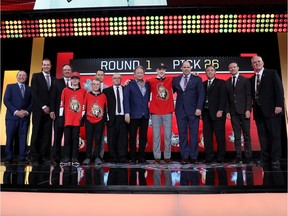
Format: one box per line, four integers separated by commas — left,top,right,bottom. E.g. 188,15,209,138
49,64,72,165
172,61,205,164
103,73,128,163
202,65,227,163
226,62,252,164
250,56,284,167
30,58,55,165
124,66,150,164
4,70,32,164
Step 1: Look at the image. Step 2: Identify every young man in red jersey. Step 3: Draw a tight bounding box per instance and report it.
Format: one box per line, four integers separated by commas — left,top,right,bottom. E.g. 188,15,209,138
59,72,86,167
83,78,107,165
147,64,174,164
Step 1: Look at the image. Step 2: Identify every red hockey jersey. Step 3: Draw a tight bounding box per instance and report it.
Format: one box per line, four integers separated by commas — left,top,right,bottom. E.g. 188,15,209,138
84,92,107,124
147,76,174,115
60,87,86,126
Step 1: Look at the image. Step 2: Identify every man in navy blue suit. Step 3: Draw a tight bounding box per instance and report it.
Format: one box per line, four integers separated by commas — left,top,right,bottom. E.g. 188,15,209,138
172,61,205,164
4,70,32,164
124,66,150,164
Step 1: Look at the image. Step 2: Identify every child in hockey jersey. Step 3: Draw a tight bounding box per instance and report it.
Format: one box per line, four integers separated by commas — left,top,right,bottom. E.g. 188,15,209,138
59,72,86,166
83,78,107,165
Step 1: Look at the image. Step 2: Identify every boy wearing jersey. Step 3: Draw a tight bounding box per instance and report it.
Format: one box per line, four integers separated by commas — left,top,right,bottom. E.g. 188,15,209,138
83,78,107,165
59,72,86,166
147,64,174,164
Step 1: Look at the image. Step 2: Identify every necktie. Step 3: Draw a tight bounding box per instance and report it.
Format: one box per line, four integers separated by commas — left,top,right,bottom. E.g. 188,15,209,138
232,76,236,90
65,78,69,87
101,83,103,92
20,84,25,98
256,74,260,93
184,75,188,89
116,86,121,114
255,73,261,101
45,75,50,90
208,80,211,88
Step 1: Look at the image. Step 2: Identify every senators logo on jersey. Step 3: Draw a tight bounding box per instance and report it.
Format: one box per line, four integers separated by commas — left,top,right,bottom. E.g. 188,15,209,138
156,83,169,100
89,101,103,118
69,96,81,113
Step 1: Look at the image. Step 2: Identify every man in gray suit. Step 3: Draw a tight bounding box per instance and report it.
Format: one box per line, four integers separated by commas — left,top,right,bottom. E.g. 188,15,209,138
226,62,252,164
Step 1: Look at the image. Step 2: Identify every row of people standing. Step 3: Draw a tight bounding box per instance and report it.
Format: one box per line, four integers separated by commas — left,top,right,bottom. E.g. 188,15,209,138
4,56,284,167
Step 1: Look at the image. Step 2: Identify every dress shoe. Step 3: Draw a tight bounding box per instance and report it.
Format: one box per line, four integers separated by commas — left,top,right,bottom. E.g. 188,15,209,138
18,159,29,165
130,160,136,164
233,158,242,164
181,159,189,164
118,160,129,164
40,159,51,165
32,161,39,166
5,159,13,164
243,158,253,165
164,159,172,164
256,159,269,166
83,158,91,165
138,159,148,164
153,159,161,164
271,160,280,167
216,159,225,163
190,159,198,164
203,159,213,164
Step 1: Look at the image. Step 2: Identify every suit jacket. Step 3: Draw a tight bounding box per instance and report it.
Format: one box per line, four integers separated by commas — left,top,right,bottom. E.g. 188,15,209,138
103,85,124,127
172,74,205,116
4,83,32,120
31,72,55,112
226,75,252,115
250,69,284,119
50,78,66,117
123,80,150,119
203,78,227,121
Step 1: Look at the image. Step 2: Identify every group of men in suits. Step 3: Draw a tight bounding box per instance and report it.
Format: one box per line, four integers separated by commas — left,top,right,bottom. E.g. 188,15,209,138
174,57,284,166
4,56,285,167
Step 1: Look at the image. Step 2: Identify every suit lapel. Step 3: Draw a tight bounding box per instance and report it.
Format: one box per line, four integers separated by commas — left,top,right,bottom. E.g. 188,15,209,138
259,70,266,91
227,77,233,91
208,78,216,92
15,83,23,98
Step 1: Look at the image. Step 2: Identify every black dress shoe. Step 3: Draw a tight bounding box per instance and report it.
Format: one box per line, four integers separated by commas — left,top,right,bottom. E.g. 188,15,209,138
256,159,269,166
50,160,58,166
233,158,242,164
181,159,189,164
5,159,12,164
271,160,280,167
130,160,136,164
204,159,213,164
138,159,148,164
190,159,198,164
243,158,253,165
18,159,29,165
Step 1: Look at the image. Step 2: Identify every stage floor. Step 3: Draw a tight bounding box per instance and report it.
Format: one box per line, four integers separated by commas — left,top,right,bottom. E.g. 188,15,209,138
1,159,287,194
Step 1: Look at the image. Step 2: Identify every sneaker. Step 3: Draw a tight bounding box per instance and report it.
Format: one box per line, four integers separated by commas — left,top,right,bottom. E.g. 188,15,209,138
60,158,69,166
83,158,91,165
164,159,172,164
95,158,102,165
72,159,80,167
60,161,69,166
153,159,161,164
